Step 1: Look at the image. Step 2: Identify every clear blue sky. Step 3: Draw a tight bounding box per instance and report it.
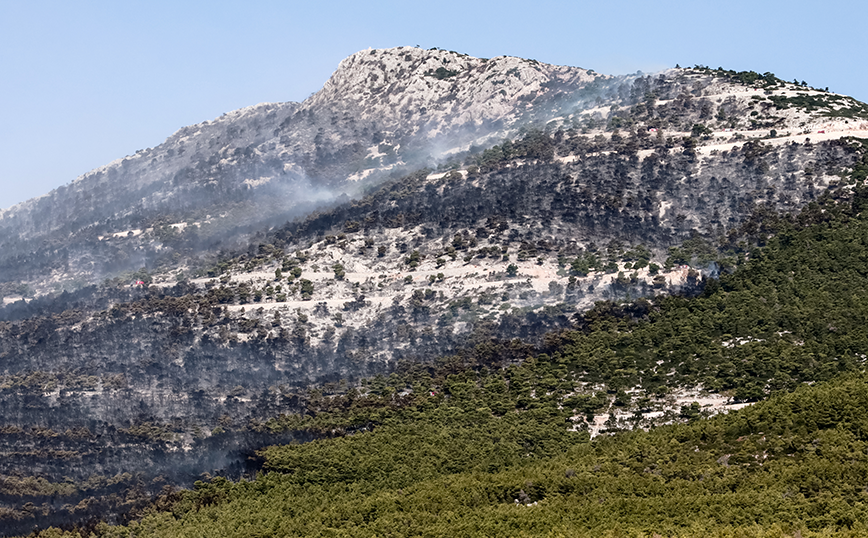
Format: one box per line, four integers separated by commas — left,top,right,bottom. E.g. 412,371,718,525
2,0,865,209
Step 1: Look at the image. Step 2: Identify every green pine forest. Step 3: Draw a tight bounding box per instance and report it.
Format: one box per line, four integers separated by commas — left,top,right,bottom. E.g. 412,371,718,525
23,141,868,537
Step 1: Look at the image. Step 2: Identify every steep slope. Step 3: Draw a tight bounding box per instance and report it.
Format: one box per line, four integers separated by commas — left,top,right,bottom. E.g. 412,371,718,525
3,56,868,298
0,47,610,293
0,135,865,531
0,59,866,454
9,180,868,533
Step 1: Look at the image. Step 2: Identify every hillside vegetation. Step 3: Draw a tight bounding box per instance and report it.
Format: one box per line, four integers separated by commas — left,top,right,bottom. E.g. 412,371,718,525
15,164,868,537
43,373,868,538
4,49,868,534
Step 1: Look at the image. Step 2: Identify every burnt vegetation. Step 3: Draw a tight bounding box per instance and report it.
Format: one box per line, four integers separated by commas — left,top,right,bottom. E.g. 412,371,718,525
3,54,868,535
12,177,868,536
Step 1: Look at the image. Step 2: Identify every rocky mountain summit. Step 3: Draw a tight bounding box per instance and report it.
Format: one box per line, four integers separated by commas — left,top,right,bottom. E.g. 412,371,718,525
304,47,600,159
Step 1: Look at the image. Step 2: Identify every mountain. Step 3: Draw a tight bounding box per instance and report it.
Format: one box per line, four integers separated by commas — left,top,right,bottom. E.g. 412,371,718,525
8,181,868,535
0,47,609,291
2,48,868,535
3,50,867,295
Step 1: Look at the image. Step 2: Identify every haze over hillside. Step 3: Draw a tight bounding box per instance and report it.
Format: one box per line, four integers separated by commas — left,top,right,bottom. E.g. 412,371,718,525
2,47,868,536
0,47,613,290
